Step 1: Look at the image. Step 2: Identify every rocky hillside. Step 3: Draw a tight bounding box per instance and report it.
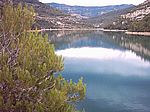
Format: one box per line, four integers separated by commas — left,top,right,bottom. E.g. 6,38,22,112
128,13,150,32
121,0,150,20
103,0,150,31
0,0,92,29
48,3,133,18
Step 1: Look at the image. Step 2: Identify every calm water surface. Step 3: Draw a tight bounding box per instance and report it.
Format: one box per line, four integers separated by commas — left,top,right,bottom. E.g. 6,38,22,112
47,31,150,112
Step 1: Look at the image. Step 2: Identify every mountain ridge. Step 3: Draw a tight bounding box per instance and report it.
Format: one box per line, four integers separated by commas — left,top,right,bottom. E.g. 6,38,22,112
48,3,134,18
87,6,135,28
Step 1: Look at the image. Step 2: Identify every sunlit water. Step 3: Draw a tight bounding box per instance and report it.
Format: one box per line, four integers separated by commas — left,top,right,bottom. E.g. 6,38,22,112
48,31,150,112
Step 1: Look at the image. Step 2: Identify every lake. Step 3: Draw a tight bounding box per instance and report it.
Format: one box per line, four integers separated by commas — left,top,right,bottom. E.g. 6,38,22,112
46,31,150,112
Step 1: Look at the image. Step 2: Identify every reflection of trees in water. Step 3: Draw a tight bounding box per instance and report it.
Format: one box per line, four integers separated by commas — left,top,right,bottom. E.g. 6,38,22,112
46,30,126,50
42,30,150,61
104,32,150,61
44,30,106,50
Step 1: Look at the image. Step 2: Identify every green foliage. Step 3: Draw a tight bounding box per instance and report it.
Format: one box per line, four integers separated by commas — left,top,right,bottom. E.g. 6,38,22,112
0,3,86,112
128,14,150,32
0,3,34,33
104,17,131,30
105,13,150,32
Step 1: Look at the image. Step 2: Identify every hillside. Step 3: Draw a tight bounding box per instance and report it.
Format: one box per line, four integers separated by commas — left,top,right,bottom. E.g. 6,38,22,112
87,6,134,28
48,3,133,18
0,0,64,16
121,0,150,20
0,0,92,29
128,13,150,32
103,0,150,31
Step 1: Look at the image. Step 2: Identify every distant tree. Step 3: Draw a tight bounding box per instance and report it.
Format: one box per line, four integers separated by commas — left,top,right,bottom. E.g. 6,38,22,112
0,3,86,112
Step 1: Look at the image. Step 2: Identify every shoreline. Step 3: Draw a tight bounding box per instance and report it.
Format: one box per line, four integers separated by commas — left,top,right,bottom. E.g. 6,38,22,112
29,28,127,32
125,32,150,36
102,29,127,32
29,28,104,32
29,29,150,36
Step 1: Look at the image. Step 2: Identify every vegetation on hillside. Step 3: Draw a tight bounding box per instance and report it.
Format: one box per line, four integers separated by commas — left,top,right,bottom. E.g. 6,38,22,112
103,17,131,30
87,6,134,28
104,14,150,32
103,0,150,32
128,14,150,32
0,3,86,112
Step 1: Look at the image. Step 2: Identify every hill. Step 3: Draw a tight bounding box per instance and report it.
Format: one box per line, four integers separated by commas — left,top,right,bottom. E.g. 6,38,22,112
87,6,134,28
103,0,150,31
0,0,64,16
121,0,150,20
48,3,134,18
0,0,92,29
128,13,150,32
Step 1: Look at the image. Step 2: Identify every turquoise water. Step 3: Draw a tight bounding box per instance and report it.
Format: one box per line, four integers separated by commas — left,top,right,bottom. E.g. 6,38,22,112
48,31,150,112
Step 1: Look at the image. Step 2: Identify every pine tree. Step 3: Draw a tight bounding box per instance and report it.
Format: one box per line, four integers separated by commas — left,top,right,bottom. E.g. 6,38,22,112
0,3,86,112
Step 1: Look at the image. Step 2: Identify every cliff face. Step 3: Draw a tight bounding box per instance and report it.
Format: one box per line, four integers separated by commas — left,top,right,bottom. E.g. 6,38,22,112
121,0,150,20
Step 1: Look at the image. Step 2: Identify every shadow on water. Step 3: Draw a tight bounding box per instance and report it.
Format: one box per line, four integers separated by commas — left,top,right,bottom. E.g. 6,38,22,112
43,30,150,112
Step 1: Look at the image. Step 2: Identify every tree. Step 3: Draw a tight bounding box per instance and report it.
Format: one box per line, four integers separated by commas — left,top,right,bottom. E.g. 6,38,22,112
0,3,86,112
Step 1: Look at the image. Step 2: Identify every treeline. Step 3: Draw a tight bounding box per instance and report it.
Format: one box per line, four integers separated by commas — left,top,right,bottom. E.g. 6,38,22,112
0,2,85,112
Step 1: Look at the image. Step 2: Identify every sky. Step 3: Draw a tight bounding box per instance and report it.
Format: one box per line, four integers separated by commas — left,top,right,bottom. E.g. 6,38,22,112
39,0,145,6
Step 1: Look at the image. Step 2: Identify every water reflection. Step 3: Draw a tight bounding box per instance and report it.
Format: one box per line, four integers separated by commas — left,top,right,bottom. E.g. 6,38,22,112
45,30,150,112
56,47,147,61
56,47,150,77
104,32,150,61
45,30,150,61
